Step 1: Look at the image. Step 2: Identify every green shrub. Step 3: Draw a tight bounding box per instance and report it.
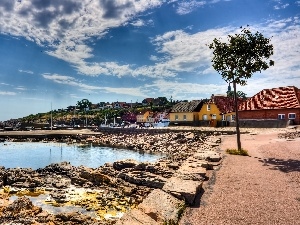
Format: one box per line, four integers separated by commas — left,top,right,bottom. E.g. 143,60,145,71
226,148,249,156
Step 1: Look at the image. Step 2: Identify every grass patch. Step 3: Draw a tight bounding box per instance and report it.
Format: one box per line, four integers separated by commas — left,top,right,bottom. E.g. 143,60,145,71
226,148,249,156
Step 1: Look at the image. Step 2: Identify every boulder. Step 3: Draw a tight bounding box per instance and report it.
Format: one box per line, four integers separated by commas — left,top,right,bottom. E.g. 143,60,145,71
178,160,207,178
138,189,185,224
1,196,42,220
118,171,167,189
116,209,159,225
194,150,222,162
162,176,203,205
113,159,139,170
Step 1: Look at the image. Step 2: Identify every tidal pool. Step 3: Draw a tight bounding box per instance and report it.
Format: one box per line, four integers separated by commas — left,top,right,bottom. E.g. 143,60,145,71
0,142,163,169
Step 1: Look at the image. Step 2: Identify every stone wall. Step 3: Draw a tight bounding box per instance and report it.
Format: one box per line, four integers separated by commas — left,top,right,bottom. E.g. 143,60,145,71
231,119,289,128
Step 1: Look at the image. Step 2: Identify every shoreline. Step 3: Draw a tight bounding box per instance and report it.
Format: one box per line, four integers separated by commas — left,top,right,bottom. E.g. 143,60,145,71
0,127,299,224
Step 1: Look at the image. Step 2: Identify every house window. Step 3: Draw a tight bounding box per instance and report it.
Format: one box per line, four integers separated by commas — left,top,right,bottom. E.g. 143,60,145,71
222,114,225,121
183,115,187,120
288,113,296,119
231,115,236,121
207,104,211,111
212,114,217,119
175,115,178,120
278,114,285,120
202,114,208,120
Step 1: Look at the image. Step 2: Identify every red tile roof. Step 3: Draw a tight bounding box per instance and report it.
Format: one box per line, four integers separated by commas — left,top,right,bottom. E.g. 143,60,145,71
239,86,300,110
210,96,241,114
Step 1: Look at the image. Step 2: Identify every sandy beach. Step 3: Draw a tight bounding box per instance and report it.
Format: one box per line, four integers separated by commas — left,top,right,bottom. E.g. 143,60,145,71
180,128,300,225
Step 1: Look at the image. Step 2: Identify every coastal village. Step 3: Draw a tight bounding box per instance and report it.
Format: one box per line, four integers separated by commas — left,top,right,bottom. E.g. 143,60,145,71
1,85,300,130
0,85,299,224
0,1,299,224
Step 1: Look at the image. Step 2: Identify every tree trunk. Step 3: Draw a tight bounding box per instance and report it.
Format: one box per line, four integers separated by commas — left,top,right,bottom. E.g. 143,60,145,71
233,81,242,150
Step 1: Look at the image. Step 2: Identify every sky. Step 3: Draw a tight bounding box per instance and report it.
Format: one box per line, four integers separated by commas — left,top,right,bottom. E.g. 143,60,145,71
0,0,299,121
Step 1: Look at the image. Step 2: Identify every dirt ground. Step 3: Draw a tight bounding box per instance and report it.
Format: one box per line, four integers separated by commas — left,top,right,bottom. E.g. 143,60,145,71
180,128,300,225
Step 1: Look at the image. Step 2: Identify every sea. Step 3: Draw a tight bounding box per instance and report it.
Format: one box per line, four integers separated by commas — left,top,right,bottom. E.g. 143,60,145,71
0,142,163,169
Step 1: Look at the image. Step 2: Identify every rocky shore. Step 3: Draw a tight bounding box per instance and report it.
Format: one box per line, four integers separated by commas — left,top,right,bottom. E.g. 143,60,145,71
0,128,243,224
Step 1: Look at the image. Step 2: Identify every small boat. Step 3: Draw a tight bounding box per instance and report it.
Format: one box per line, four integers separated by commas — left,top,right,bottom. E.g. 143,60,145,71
152,119,170,128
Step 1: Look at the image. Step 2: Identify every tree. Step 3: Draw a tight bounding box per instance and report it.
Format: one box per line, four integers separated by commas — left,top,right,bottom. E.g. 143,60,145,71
76,99,92,111
209,28,274,150
227,90,247,99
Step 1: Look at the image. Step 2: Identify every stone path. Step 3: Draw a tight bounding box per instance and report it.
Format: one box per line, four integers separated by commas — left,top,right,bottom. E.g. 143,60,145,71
179,130,300,225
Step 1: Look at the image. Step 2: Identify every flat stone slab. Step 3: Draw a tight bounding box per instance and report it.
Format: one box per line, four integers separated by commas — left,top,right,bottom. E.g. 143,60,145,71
178,159,207,177
194,150,222,162
118,171,168,189
138,189,185,224
115,209,159,225
162,176,203,205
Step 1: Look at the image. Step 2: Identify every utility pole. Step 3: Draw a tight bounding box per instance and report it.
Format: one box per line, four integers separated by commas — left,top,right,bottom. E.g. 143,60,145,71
50,102,53,131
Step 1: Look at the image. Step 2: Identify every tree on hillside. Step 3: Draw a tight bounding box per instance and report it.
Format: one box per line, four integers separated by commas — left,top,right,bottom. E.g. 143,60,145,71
76,99,92,111
209,28,274,151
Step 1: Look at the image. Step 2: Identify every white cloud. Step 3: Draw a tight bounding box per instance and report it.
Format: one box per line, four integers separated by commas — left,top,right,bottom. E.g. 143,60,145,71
130,19,145,27
176,0,206,15
150,27,233,74
0,83,10,86
0,0,163,76
144,79,228,100
0,91,17,96
15,86,27,91
42,73,147,97
18,69,34,74
273,0,289,10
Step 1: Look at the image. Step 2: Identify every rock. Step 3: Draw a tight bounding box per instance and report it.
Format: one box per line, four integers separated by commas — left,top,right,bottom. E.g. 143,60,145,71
92,171,115,185
53,178,71,188
0,166,5,187
162,176,203,205
50,190,69,203
113,159,139,170
116,209,159,225
138,189,185,224
119,171,168,189
55,211,92,223
1,196,42,220
178,160,207,178
194,150,222,162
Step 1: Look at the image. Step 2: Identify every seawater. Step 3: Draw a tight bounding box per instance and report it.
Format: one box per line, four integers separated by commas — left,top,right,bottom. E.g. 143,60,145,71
0,142,163,169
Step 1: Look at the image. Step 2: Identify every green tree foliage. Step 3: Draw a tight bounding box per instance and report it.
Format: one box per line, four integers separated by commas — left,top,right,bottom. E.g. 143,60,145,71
209,28,274,150
76,99,92,111
227,90,247,99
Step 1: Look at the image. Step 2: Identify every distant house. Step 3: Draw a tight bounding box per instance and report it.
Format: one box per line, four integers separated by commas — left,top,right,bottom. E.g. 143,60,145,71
239,86,300,126
136,111,151,123
154,111,169,122
169,100,203,126
112,101,128,109
121,112,137,123
199,95,237,127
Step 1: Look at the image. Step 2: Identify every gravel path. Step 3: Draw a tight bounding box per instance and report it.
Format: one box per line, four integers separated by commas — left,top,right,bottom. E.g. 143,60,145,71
180,129,300,225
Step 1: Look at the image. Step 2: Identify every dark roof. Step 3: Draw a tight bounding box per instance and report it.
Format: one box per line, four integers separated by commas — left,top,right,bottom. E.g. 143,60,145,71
171,100,202,113
239,86,300,110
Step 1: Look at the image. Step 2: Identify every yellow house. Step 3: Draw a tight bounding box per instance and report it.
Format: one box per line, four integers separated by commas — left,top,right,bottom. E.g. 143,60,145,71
199,95,236,127
136,111,159,123
169,100,203,125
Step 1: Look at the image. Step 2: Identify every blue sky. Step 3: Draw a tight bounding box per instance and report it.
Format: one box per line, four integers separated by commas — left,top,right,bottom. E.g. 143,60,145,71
0,0,299,121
